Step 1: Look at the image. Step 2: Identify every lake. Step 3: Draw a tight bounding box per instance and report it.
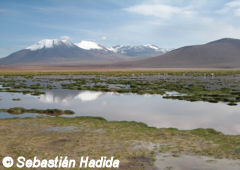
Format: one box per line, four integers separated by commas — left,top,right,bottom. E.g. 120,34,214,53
1,89,240,134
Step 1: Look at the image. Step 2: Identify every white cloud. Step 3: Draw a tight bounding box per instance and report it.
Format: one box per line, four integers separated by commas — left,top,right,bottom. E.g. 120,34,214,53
226,0,240,8
124,4,196,19
217,0,240,16
60,35,71,40
101,36,107,40
118,1,240,48
234,8,240,16
216,8,229,14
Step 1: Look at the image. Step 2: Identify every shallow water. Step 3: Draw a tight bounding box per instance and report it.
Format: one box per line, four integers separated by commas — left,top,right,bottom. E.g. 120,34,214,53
0,90,240,134
154,153,240,170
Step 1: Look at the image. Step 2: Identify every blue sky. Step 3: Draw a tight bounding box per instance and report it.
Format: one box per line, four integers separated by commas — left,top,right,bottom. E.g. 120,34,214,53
1,0,240,57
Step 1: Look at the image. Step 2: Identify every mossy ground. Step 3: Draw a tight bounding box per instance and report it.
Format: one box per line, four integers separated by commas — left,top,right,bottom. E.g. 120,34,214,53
0,107,74,116
0,117,239,169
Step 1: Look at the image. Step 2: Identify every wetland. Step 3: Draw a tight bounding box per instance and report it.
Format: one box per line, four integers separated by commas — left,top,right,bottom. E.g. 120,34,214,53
0,70,240,169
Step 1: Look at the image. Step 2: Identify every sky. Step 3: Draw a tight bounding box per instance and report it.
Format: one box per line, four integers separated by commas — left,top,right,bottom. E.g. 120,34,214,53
1,0,240,57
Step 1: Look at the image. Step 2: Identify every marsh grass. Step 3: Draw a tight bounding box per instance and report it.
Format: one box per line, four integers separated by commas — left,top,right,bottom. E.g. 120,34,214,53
0,117,239,169
0,107,74,116
0,70,240,104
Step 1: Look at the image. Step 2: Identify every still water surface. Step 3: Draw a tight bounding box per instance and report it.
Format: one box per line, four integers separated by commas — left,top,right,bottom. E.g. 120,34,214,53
0,90,240,134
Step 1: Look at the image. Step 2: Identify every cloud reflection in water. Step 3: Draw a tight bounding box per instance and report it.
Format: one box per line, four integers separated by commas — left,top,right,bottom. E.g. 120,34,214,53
39,90,103,104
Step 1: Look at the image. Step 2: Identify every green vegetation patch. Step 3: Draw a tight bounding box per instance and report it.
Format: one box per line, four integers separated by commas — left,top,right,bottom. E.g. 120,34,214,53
1,70,240,105
0,107,74,116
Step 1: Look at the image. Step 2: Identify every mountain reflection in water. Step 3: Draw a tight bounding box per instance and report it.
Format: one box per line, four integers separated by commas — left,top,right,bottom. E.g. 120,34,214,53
1,90,240,134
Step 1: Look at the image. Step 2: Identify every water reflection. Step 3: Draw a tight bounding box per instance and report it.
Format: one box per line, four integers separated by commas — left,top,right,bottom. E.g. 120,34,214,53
1,90,240,134
39,90,103,104
75,91,103,102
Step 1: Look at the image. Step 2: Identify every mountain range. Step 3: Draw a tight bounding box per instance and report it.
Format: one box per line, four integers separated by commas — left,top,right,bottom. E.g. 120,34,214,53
0,39,167,65
0,38,240,68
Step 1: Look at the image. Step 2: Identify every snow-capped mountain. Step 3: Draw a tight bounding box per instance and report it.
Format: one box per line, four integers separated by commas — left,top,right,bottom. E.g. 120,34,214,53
75,40,107,51
108,44,170,59
0,38,170,65
0,39,129,65
74,41,170,59
26,39,76,51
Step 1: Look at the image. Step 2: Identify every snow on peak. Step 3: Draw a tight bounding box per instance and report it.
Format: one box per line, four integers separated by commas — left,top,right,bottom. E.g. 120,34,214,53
108,44,162,53
26,39,74,51
144,44,159,50
75,40,104,50
107,45,123,53
62,39,75,47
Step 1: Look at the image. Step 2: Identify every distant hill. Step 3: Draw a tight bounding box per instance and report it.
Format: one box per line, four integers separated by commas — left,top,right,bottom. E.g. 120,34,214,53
119,38,240,68
0,39,168,66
